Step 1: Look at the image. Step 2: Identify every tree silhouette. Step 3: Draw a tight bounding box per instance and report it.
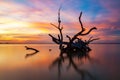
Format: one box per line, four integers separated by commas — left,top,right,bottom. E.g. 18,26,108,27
49,8,99,56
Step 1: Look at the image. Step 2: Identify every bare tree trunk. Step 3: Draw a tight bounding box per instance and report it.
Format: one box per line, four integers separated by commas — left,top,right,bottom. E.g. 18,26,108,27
49,7,64,50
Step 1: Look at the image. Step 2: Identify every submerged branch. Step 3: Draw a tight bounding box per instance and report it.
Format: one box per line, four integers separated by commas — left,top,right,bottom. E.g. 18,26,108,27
25,46,39,58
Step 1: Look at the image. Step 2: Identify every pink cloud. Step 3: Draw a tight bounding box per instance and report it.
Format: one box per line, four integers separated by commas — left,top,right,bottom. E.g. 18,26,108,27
0,0,119,43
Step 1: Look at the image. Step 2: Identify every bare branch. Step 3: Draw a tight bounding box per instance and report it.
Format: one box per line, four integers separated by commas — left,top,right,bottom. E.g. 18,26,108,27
66,35,71,42
79,12,85,32
50,23,58,29
49,34,68,45
86,38,100,44
70,12,86,42
81,27,97,36
58,34,60,40
71,31,83,42
58,7,61,27
88,36,93,41
58,8,63,47
89,38,100,43
49,34,60,44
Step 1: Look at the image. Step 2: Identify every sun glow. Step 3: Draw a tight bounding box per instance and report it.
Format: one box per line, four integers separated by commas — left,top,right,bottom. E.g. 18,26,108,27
0,21,28,28
0,19,47,34
0,18,52,43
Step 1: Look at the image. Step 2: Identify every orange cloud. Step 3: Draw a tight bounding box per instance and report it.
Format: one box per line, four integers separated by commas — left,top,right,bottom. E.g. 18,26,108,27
0,0,119,43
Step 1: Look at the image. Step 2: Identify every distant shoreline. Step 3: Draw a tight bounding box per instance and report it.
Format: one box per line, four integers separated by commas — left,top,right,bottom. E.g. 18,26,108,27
91,43,120,44
0,43,120,44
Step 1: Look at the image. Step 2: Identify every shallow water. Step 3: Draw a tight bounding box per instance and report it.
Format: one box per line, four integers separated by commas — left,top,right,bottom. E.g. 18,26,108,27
0,44,120,80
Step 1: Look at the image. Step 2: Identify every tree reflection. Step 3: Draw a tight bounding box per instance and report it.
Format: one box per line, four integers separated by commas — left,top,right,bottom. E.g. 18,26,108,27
49,50,96,80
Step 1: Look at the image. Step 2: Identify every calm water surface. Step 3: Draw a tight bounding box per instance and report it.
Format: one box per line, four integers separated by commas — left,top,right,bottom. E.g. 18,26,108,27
0,44,120,80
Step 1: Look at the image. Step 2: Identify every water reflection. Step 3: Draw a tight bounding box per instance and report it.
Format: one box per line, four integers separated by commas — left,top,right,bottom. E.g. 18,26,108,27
49,50,96,80
0,44,120,80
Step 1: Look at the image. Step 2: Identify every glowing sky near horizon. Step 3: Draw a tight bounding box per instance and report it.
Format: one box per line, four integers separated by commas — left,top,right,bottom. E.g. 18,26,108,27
0,0,120,43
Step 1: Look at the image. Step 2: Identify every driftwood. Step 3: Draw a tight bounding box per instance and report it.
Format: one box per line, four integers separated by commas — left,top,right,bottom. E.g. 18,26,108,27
49,8,99,56
25,46,39,58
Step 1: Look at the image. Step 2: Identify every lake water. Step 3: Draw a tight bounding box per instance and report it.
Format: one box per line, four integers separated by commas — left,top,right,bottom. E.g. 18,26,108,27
0,44,120,80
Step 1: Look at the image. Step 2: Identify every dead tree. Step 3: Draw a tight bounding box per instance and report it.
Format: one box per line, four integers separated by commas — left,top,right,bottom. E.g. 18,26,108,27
49,8,99,55
49,7,65,50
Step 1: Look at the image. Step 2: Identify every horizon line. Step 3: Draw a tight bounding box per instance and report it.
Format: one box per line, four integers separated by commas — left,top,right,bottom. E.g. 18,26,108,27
0,43,120,44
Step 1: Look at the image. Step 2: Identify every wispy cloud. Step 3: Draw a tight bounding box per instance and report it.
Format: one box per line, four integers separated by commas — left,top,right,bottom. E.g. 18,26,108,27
0,0,120,43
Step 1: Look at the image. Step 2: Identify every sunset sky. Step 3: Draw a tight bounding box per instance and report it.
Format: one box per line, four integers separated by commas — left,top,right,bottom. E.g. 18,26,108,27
0,0,120,43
